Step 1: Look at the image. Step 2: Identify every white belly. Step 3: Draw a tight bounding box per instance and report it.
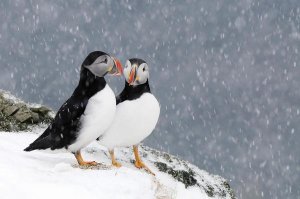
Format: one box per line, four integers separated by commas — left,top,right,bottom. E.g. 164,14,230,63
98,93,160,149
68,85,116,152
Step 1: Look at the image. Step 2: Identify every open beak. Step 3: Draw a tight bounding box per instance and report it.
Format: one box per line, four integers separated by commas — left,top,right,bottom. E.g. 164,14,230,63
109,57,123,76
128,65,137,85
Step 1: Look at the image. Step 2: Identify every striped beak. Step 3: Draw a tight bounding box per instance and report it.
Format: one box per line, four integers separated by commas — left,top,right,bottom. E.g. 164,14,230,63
109,57,123,76
128,65,137,85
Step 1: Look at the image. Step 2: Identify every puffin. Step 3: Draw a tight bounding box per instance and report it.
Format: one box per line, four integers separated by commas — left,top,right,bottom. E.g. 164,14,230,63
97,58,160,174
24,51,123,166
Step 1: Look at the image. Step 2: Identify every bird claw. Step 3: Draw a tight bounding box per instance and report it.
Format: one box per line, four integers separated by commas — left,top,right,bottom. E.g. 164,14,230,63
112,161,122,168
135,161,155,176
79,161,99,167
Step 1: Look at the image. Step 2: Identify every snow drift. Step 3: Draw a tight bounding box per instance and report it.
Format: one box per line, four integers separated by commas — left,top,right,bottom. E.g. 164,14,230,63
0,91,235,199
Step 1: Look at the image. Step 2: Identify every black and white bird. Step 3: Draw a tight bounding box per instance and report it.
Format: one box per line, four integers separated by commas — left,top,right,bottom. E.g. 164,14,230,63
24,51,123,166
97,58,160,174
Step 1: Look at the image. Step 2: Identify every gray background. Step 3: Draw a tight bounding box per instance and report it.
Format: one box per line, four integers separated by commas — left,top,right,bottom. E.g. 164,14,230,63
0,0,299,198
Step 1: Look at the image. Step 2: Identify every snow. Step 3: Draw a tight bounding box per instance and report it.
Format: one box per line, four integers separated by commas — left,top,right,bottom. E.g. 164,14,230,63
2,1,298,198
0,130,212,199
1,89,25,105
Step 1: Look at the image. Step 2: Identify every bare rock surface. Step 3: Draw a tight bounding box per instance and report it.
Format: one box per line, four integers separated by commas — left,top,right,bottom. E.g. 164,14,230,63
0,90,53,131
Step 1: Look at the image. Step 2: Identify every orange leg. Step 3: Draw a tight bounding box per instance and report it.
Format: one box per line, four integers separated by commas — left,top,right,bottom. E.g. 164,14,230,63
133,145,155,175
109,149,122,168
74,151,98,166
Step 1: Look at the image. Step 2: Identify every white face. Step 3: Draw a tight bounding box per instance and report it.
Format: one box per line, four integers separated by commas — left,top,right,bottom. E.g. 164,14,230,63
124,60,132,83
124,60,149,86
85,55,115,77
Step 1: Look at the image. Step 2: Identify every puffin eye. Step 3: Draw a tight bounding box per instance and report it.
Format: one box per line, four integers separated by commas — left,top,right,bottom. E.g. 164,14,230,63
143,67,146,72
102,57,107,63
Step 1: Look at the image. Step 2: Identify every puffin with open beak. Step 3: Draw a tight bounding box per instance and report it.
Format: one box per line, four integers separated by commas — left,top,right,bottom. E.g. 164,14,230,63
97,58,160,175
24,51,123,167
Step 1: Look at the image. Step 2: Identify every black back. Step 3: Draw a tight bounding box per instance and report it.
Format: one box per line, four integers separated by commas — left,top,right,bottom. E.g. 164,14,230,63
46,67,106,149
25,52,108,151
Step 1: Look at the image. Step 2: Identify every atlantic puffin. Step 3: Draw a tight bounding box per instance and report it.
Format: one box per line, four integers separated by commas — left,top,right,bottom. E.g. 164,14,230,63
24,51,123,166
97,58,160,174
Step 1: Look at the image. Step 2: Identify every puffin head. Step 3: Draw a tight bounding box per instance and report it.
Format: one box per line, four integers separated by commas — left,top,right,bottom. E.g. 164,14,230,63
124,58,149,86
81,51,123,77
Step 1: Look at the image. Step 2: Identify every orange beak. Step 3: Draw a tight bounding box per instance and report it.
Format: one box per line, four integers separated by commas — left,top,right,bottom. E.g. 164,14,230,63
128,66,136,85
115,58,123,75
111,57,123,76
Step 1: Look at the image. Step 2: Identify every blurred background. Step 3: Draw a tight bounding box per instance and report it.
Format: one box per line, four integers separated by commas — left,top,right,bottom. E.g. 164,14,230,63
0,0,299,198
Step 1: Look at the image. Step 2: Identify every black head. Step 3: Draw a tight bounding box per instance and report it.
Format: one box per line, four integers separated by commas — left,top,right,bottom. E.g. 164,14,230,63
81,51,122,77
123,58,149,86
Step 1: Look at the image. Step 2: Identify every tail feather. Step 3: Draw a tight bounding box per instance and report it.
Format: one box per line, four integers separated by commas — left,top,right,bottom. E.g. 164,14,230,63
32,126,51,143
24,135,53,151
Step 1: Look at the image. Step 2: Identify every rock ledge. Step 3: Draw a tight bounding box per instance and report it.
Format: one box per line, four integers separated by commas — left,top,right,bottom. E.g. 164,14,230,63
0,90,53,131
0,90,235,198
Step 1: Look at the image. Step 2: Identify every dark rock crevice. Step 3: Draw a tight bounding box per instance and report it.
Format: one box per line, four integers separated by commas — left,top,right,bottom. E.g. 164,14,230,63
155,162,198,188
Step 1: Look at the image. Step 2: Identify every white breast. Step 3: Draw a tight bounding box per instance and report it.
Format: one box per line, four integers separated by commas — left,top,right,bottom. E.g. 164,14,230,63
68,85,116,152
98,93,160,149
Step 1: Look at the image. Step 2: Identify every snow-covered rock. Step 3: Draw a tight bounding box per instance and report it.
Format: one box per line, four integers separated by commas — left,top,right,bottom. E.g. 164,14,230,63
0,131,235,199
0,91,235,199
0,90,53,131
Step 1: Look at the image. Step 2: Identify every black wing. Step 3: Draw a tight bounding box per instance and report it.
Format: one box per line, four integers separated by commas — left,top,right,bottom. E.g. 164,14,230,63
24,95,88,151
116,82,130,105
